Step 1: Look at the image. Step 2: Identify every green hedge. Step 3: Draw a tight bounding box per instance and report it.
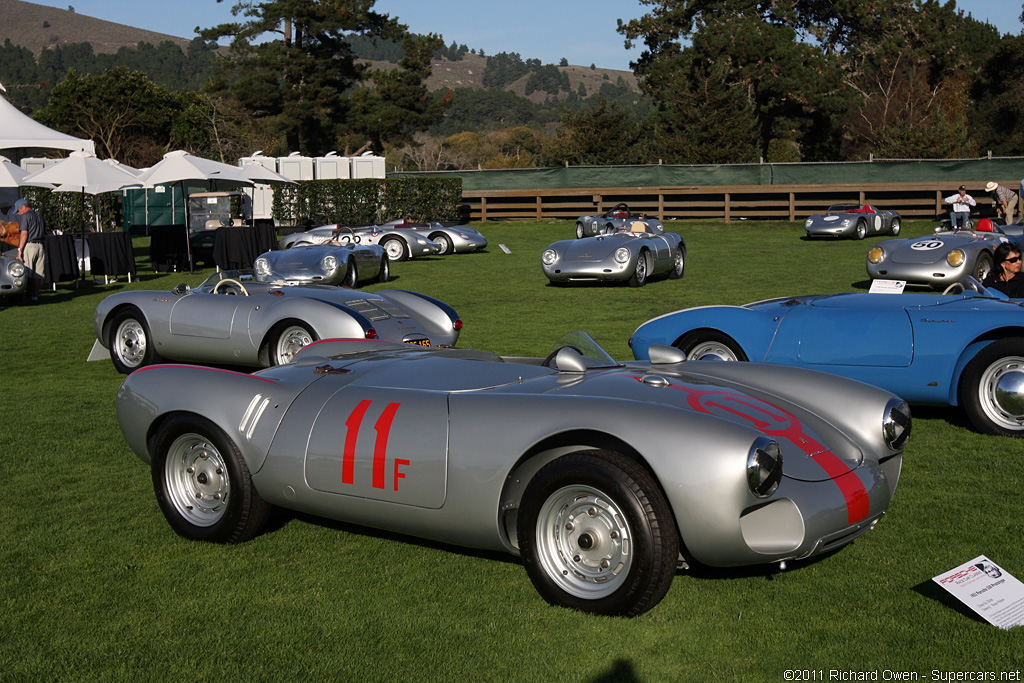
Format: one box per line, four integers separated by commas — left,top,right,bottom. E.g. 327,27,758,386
22,186,123,233
272,177,463,226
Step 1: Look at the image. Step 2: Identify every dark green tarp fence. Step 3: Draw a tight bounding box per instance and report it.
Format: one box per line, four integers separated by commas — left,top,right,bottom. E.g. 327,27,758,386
390,158,1024,191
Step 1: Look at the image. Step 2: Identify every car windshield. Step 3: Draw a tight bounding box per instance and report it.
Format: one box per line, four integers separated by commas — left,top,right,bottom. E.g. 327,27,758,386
199,269,258,288
545,331,619,368
827,204,859,214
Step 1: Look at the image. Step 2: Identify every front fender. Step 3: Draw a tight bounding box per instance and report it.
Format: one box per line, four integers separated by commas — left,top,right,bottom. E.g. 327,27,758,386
117,364,301,474
630,306,778,361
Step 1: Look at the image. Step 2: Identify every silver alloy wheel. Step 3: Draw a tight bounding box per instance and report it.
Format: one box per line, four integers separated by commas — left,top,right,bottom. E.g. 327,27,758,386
856,221,866,239
164,433,230,527
634,253,647,282
686,340,740,361
976,355,1024,431
274,325,313,365
435,234,453,254
576,222,585,239
673,248,684,275
114,317,148,369
534,484,633,600
891,218,901,236
383,238,406,261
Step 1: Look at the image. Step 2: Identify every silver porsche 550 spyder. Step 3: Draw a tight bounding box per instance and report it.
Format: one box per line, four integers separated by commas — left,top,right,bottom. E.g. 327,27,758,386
253,241,389,288
542,222,686,287
805,204,901,240
116,332,909,617
279,223,441,262
866,220,1024,288
575,203,665,239
92,270,461,373
1,254,28,298
379,219,487,255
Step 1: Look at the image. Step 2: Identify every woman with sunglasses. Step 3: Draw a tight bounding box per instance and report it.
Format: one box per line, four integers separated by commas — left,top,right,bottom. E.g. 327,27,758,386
982,242,1024,297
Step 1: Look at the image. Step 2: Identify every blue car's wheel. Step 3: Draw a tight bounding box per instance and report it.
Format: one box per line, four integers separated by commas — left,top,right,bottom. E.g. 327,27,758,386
151,414,271,543
961,338,1024,437
518,450,679,617
676,330,748,362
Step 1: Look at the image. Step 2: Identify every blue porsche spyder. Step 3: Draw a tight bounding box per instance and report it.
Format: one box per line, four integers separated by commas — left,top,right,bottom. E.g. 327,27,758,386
629,277,1024,437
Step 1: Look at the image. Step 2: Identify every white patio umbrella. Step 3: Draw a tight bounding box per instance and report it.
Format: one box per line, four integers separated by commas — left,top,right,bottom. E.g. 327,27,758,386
22,150,143,282
103,158,142,177
134,150,254,271
1,154,51,189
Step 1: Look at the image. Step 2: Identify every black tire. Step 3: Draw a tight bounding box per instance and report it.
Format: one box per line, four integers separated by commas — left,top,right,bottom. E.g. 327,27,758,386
342,259,358,288
269,322,318,366
627,251,649,288
890,218,901,236
382,237,408,262
108,307,163,374
151,414,271,543
431,232,455,255
378,254,390,283
517,450,679,617
576,221,585,239
973,252,994,281
668,246,685,280
855,220,867,240
675,330,748,362
959,337,1024,437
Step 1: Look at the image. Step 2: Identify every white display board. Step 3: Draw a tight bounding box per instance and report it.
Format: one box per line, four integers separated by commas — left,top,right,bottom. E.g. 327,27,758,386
933,555,1024,629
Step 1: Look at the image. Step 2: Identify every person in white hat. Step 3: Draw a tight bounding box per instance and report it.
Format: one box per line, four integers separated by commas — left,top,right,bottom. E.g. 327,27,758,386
985,181,1017,225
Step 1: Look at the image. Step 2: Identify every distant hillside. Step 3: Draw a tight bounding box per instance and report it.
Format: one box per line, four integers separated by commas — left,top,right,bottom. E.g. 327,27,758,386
0,0,193,56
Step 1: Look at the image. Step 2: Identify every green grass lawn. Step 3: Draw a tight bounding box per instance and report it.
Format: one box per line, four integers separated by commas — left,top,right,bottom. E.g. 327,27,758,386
2,219,1023,681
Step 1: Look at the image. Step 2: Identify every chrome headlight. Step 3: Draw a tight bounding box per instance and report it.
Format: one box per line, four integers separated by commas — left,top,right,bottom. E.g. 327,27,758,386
542,249,557,266
747,437,783,498
254,257,271,277
867,246,885,264
8,260,25,277
947,249,966,268
416,237,430,245
614,247,631,264
840,218,852,226
321,254,338,272
805,219,813,228
882,398,912,450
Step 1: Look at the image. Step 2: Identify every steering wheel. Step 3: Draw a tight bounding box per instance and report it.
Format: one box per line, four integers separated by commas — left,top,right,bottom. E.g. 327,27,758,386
212,278,249,296
942,281,965,295
330,226,360,245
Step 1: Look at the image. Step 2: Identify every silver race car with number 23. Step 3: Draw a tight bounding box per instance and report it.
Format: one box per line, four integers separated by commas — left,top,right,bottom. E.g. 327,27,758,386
116,332,909,617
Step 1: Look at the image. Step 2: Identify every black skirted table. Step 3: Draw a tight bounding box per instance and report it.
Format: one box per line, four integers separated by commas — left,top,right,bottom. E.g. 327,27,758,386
213,224,278,270
87,231,136,280
148,225,191,273
44,233,79,287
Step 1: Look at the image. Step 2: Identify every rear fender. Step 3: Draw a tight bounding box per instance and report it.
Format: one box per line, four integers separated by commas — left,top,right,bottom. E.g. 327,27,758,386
947,326,1024,405
376,289,461,344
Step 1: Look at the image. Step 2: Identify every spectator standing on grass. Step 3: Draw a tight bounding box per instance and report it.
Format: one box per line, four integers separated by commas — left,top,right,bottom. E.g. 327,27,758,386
985,181,1017,225
14,198,45,304
944,185,976,229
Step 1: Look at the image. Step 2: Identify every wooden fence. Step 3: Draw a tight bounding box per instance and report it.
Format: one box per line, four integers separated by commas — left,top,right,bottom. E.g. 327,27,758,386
461,181,1012,222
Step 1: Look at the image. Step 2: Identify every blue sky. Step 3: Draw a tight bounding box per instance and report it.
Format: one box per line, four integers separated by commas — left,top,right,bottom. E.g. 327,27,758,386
30,0,1024,72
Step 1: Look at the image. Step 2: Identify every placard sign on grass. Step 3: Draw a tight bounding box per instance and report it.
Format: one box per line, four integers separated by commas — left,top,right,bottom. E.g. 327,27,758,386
868,279,906,294
933,556,1024,629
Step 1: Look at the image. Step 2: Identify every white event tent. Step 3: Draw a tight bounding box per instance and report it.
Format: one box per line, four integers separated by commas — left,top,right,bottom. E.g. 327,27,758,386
0,93,94,160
